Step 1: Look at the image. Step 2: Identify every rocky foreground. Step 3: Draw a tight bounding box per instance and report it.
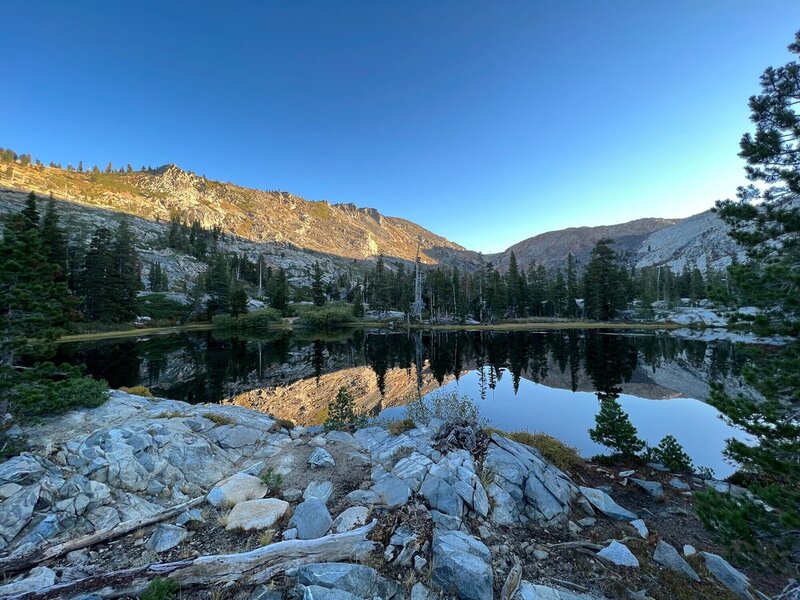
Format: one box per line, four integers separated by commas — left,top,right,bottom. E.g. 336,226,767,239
0,391,765,599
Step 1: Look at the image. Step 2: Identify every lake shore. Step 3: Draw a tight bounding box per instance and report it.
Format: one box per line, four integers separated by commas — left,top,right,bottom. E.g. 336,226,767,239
59,319,680,342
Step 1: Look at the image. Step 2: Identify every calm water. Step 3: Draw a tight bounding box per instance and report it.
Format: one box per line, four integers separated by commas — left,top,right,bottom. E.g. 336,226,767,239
57,328,755,477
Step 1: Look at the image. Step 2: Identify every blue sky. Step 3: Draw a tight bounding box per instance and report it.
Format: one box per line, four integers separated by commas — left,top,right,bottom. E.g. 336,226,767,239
1,2,798,253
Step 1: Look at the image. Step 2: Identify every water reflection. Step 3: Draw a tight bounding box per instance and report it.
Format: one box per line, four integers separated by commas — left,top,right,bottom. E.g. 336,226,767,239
57,328,752,475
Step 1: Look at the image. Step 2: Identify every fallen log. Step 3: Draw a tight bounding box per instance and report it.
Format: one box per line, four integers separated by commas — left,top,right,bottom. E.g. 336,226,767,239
0,496,205,578
7,521,380,600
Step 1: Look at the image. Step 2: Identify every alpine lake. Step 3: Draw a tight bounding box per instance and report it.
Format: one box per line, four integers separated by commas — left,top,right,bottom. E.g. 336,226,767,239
56,327,758,478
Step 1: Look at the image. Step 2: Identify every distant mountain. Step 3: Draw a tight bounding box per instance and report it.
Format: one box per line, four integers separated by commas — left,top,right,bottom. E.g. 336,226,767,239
492,210,744,273
0,162,480,268
488,217,680,271
635,209,746,272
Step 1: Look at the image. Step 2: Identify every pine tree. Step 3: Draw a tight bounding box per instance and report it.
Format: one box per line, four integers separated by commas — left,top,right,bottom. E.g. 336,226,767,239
40,195,68,282
112,218,141,320
566,253,578,317
589,397,644,457
311,262,326,306
205,254,231,316
77,161,83,172
105,162,113,174
148,263,168,292
271,268,288,311
80,227,117,321
583,239,626,321
22,192,39,230
229,280,248,316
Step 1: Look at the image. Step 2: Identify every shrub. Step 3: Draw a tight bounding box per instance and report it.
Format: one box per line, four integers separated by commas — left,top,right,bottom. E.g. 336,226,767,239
237,308,283,330
259,467,283,495
323,387,366,432
644,435,693,472
120,385,154,398
211,314,238,329
7,364,108,420
297,304,355,329
135,294,190,322
405,391,482,425
274,418,295,430
491,430,581,471
139,576,179,600
387,418,416,435
588,397,644,457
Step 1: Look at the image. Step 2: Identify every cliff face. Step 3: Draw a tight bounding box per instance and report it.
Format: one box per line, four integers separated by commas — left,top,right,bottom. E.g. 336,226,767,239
0,163,480,267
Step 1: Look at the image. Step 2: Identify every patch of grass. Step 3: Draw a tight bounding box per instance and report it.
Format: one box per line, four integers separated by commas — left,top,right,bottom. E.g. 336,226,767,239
296,303,356,329
259,467,283,495
387,418,416,435
153,410,187,419
203,412,236,426
120,385,154,397
217,509,231,528
258,529,276,547
487,429,581,471
139,576,179,600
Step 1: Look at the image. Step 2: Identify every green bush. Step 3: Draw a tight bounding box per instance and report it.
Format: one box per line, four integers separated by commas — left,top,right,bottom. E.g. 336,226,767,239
139,576,179,600
259,467,283,495
238,308,282,330
212,308,282,331
588,397,644,457
135,294,190,321
644,435,693,472
405,391,483,425
323,387,366,432
297,304,355,329
6,364,108,420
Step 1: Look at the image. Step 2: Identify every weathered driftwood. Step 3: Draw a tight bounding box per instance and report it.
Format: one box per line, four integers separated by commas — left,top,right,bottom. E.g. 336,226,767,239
0,496,205,578
7,521,380,600
546,540,603,551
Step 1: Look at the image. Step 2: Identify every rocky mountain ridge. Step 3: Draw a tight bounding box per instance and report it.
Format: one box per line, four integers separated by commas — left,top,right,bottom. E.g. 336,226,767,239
0,161,744,278
0,162,480,268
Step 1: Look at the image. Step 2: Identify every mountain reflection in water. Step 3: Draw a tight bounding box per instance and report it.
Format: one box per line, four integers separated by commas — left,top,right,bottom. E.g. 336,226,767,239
58,328,754,476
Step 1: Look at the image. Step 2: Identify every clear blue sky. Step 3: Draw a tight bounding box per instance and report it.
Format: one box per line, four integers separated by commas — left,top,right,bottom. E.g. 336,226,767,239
1,2,798,253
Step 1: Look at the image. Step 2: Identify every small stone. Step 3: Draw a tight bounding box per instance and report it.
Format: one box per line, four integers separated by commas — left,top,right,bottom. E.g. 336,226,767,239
145,524,187,553
176,508,204,528
414,555,428,572
303,480,334,504
331,506,369,533
683,544,696,556
282,488,302,502
700,552,754,600
411,582,431,600
579,486,637,521
282,528,298,540
309,436,327,447
226,498,290,531
619,470,636,478
532,549,549,560
646,462,670,472
630,519,648,538
288,498,332,539
669,477,690,491
598,540,639,568
207,473,266,507
577,517,596,527
631,478,665,499
568,520,581,535
308,447,335,468
653,540,700,582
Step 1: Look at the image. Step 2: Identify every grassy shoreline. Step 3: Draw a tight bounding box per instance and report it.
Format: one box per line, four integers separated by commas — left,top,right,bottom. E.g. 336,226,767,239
58,319,679,342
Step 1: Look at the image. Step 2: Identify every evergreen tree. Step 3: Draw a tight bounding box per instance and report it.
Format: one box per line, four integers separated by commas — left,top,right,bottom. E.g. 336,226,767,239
205,254,231,316
148,263,168,292
78,161,83,172
22,192,39,230
112,218,141,320
311,262,326,306
80,228,117,321
589,397,644,457
229,280,248,316
40,195,69,282
271,268,288,311
566,252,578,317
105,162,113,173
583,239,626,320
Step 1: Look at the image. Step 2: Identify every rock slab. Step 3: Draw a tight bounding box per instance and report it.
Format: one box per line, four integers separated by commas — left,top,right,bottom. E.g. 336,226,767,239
431,529,493,600
226,498,290,531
